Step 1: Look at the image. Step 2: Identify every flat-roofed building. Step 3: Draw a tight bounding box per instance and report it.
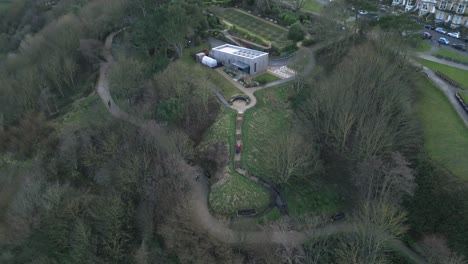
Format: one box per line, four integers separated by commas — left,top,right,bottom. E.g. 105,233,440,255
210,44,268,75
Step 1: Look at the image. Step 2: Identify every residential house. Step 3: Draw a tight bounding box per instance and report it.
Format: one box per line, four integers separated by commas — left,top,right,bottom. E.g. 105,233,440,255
416,0,468,28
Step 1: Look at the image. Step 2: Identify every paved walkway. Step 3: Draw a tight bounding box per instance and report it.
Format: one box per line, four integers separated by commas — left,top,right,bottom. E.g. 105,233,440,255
96,30,427,264
417,53,468,71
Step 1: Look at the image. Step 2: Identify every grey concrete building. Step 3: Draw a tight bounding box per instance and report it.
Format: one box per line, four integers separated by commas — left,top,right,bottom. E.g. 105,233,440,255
210,44,268,75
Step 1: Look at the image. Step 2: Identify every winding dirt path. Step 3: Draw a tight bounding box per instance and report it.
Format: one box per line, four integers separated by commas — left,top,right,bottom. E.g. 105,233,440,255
96,30,427,263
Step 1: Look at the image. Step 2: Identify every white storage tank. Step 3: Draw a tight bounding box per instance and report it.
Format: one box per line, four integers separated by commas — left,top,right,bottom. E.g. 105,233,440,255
201,56,218,68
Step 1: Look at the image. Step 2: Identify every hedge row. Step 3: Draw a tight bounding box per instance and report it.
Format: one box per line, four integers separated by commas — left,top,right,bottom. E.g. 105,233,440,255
455,92,468,113
435,71,461,89
434,54,468,66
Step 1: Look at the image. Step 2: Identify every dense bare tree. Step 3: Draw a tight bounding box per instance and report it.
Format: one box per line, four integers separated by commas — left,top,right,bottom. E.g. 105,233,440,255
265,131,321,186
354,152,416,205
335,202,408,264
109,56,146,101
420,235,467,264
299,42,421,161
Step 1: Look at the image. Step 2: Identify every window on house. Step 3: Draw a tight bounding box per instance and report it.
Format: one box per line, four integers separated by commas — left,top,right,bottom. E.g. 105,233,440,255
254,63,257,72
407,0,413,5
423,3,428,10
440,1,447,9
453,15,462,24
456,4,465,13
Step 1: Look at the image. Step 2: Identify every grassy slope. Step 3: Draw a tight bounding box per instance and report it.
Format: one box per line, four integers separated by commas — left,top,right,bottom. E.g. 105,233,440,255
432,49,468,64
198,107,237,155
209,171,271,215
283,183,338,217
182,44,242,99
303,0,322,13
415,41,431,52
242,84,340,216
418,58,468,90
242,84,290,177
54,92,109,132
417,78,468,179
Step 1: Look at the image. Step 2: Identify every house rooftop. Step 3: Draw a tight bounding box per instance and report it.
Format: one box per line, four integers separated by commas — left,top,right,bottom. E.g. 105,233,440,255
212,44,267,59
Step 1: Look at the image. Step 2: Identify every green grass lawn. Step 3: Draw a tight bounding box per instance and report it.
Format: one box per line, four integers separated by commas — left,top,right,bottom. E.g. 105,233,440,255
257,207,281,224
303,0,322,13
242,84,291,178
252,72,281,85
415,41,431,52
418,59,468,90
216,8,290,49
283,182,338,217
432,49,468,64
458,91,468,103
417,78,468,179
209,171,271,216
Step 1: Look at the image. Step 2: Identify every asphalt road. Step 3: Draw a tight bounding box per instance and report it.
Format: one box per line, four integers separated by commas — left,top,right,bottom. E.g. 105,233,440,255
421,27,468,53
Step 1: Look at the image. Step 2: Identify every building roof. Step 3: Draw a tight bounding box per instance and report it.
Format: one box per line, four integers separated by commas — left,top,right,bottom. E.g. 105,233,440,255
212,44,267,59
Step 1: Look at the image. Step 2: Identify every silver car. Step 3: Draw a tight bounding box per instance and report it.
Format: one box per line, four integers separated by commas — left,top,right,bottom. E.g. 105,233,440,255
435,27,447,34
447,32,460,39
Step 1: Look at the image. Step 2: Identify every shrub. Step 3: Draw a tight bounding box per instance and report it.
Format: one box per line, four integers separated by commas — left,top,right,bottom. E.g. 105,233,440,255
279,11,298,26
288,22,305,42
302,38,316,47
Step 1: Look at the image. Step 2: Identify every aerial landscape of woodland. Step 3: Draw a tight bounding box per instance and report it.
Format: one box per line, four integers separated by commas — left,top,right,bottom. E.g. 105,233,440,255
1,0,468,263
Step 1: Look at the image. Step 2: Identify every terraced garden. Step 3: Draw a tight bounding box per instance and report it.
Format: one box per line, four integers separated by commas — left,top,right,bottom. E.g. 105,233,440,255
216,8,291,49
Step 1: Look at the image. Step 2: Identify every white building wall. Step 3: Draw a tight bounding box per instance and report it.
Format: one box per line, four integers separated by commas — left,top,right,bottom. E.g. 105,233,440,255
211,47,268,75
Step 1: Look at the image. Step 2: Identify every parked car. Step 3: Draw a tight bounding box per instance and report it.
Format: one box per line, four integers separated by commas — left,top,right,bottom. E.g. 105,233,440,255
423,32,432,39
439,37,450,45
447,32,461,39
462,37,468,43
331,212,346,222
435,27,448,34
452,43,466,51
424,24,435,30
358,10,368,15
